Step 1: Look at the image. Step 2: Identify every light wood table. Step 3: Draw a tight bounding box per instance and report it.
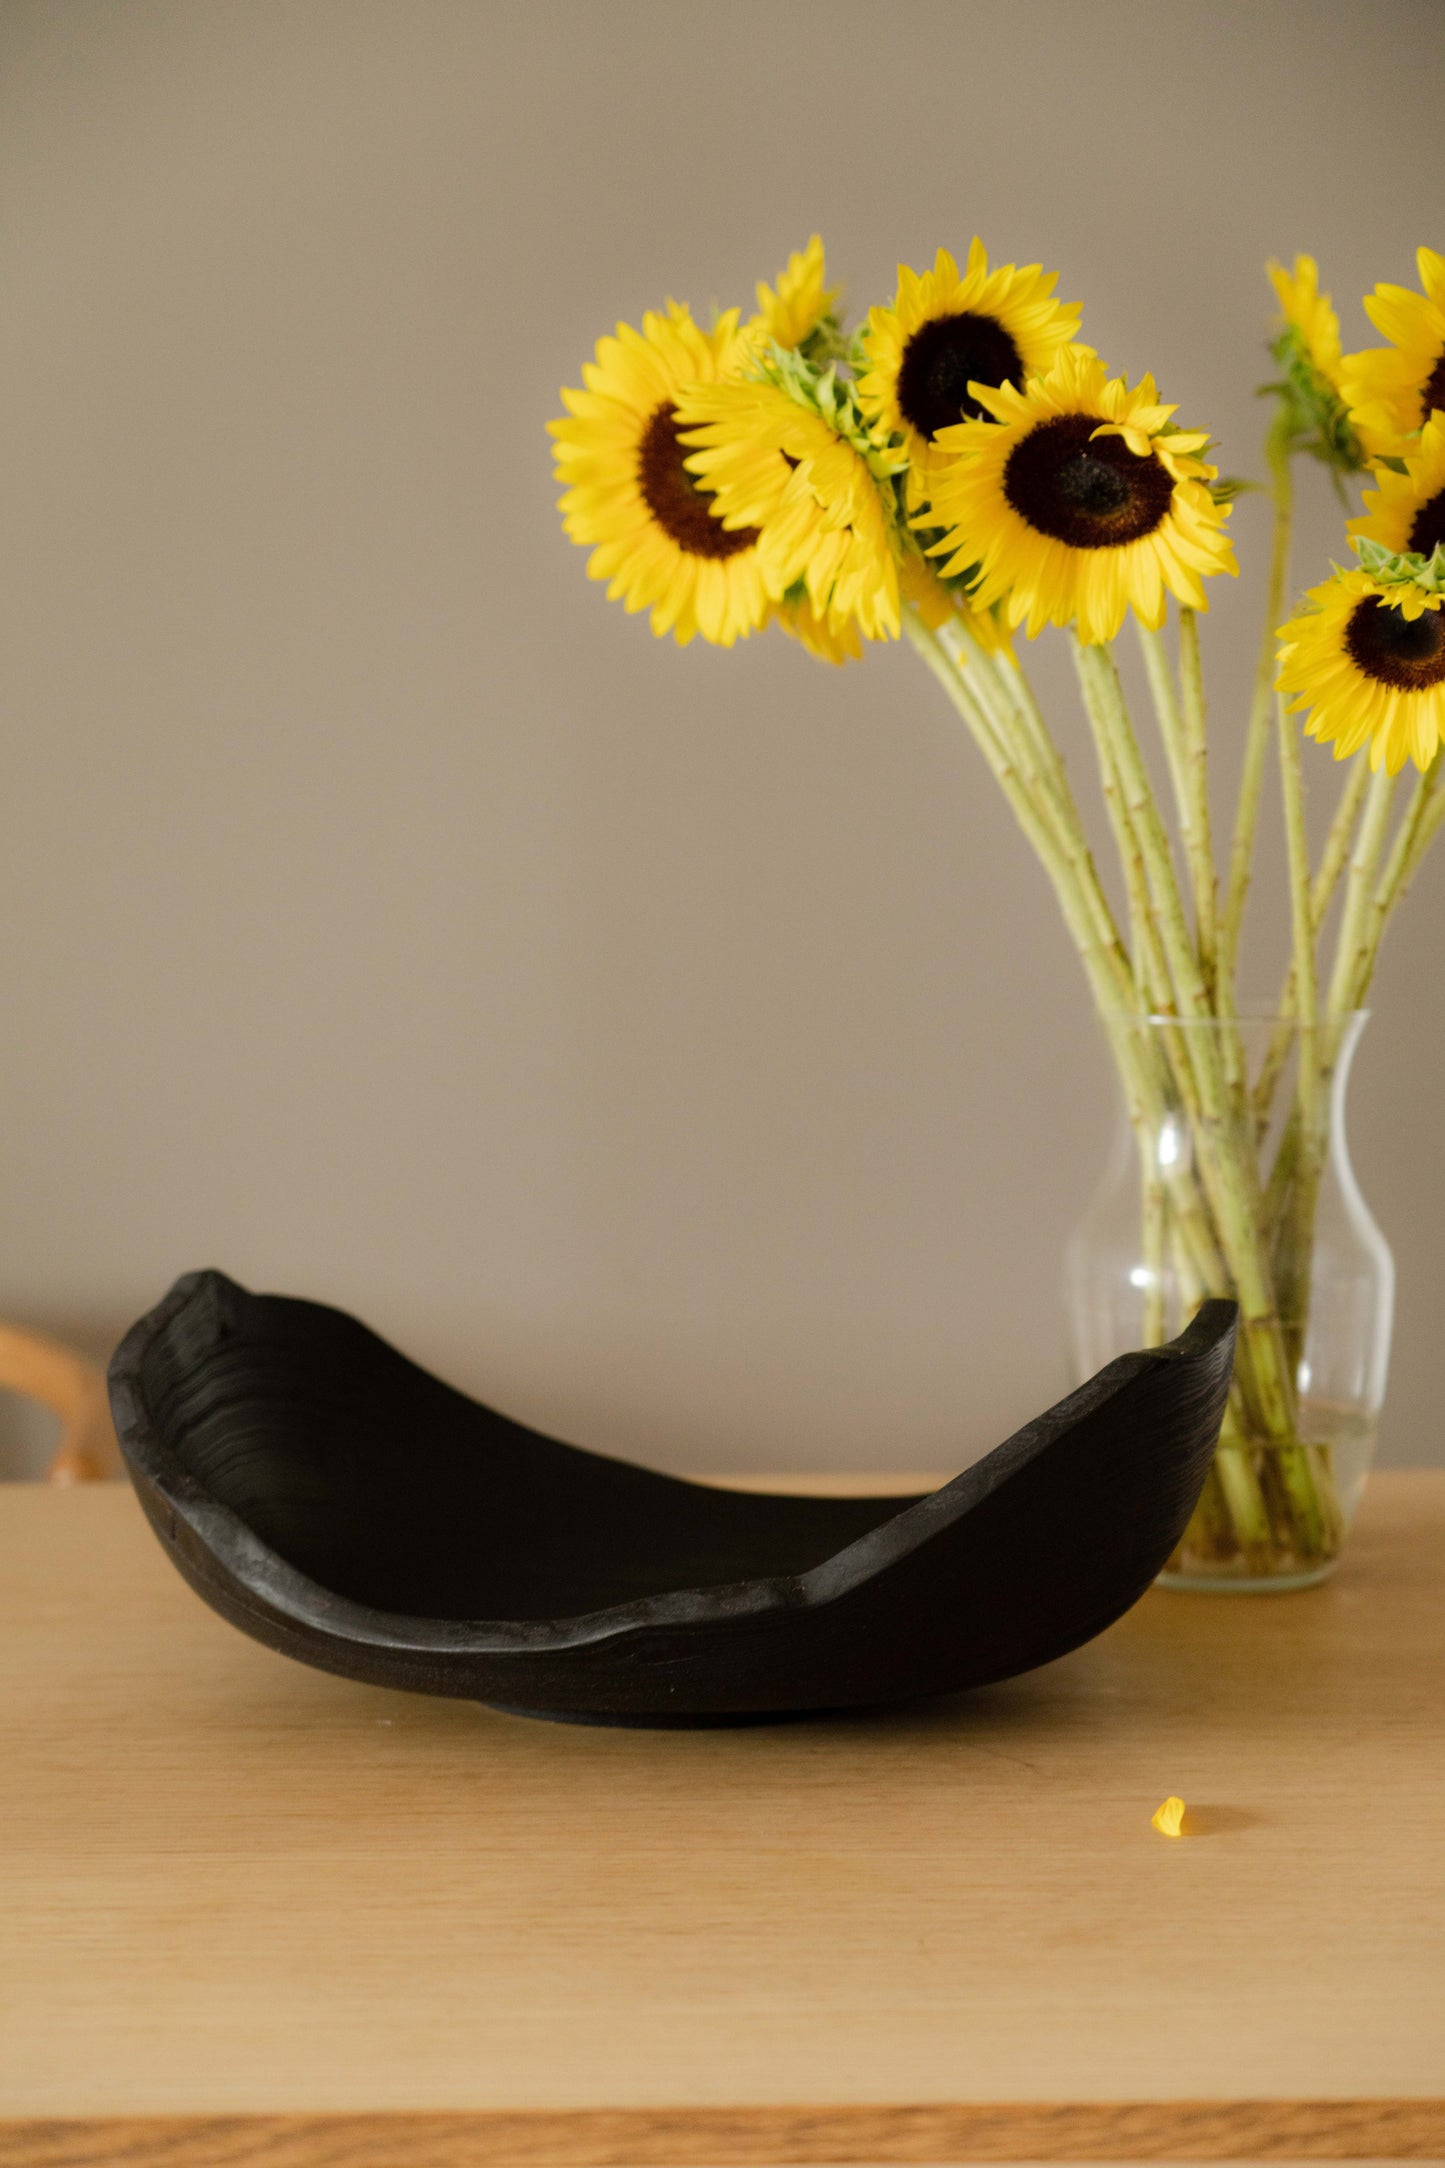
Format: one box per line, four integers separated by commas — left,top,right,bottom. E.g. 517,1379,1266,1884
2,1475,1443,2167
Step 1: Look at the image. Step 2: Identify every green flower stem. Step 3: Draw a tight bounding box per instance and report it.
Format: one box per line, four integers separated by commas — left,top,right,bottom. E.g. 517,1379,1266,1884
1071,655,1211,1157
1110,1025,1235,1306
1083,674,1219,1198
1213,1430,1278,1560
1178,610,1220,1004
948,633,1126,992
1220,411,1294,1006
1071,641,1237,1133
1088,752,1244,1319
1395,758,1445,896
1138,615,1219,1005
1347,750,1444,1009
1089,740,1245,1309
1183,1459,1236,1562
944,623,1143,1017
1070,640,1299,1519
1071,636,1331,1562
1135,625,1196,903
1253,756,1369,1139
912,598,1359,1574
1251,1018,1293,1146
955,631,1066,814
1256,759,1431,1568
1073,621,1241,1280
1277,703,1320,1136
1087,673,1179,1021
1072,643,1204,1014
1326,764,1397,1024
1262,1102,1301,1235
1265,755,1445,1318
994,642,1217,1085
997,647,1098,833
1314,757,1375,929
996,649,1073,785
1141,1157,1166,1346
1273,695,1323,1386
941,625,1081,838
903,610,1136,1027
912,615,1223,1319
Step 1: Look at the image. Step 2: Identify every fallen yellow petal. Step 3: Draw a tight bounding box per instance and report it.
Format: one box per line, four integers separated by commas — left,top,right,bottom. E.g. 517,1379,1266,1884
1152,1795,1187,1837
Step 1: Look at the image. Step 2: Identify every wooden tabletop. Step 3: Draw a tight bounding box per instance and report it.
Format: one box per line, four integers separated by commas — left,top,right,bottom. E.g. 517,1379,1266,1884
2,1474,1443,2167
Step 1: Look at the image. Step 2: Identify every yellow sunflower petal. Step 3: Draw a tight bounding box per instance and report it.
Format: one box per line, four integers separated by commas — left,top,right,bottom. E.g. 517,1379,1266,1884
1350,411,1445,562
747,235,840,352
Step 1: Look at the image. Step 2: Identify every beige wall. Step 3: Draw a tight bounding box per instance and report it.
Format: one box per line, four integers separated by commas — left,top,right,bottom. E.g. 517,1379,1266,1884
2,0,1442,1476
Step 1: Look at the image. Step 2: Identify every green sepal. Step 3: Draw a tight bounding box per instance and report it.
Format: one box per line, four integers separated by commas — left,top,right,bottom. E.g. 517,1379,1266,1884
753,340,909,484
1264,325,1367,478
798,313,851,370
898,509,984,597
1350,535,1445,596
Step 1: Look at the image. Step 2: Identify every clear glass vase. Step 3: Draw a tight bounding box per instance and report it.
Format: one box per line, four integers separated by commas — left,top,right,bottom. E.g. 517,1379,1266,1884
1065,1013,1393,1591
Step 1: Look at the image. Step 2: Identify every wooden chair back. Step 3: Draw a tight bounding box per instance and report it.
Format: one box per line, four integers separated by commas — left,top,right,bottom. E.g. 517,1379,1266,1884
0,1323,121,1481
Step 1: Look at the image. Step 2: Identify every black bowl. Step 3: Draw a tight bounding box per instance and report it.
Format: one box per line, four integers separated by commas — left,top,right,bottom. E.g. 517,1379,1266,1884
109,1271,1236,1725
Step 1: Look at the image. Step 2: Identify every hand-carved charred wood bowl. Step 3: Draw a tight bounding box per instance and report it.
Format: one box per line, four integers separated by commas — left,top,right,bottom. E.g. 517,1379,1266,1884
109,1271,1236,1726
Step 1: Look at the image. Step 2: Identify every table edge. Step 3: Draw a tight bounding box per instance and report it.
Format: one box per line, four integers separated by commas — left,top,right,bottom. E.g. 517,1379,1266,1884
2,2098,1443,2165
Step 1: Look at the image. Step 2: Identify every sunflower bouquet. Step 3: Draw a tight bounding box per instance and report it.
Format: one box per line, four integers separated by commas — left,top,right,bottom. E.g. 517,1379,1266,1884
551,239,1445,1582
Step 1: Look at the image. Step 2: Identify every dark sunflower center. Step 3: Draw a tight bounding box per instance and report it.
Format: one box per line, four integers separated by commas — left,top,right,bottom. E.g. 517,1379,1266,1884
1344,596,1445,690
895,312,1024,439
1407,485,1445,560
637,406,758,559
1003,413,1175,548
1419,347,1445,426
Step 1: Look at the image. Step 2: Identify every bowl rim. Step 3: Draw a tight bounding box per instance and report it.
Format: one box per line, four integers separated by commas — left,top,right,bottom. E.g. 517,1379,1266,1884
109,1268,1239,1660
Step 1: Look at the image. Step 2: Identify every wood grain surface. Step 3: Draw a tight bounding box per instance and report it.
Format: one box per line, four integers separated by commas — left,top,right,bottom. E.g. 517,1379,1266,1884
2,2104,1443,2164
2,1477,1443,2165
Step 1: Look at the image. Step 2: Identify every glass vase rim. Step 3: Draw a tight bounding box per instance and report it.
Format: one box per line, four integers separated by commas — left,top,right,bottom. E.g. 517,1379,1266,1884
1098,1006,1371,1030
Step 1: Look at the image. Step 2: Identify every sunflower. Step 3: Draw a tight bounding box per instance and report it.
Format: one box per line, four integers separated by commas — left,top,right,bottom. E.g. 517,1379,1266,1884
549,301,769,647
1268,254,1344,390
1267,254,1362,476
747,235,839,354
1350,409,1445,564
1277,570,1445,775
921,346,1236,646
677,374,903,647
775,591,862,665
1340,246,1445,460
857,242,1082,506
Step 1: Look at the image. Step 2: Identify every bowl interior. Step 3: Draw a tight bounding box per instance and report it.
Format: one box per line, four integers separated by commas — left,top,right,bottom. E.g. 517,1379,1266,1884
141,1288,925,1621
